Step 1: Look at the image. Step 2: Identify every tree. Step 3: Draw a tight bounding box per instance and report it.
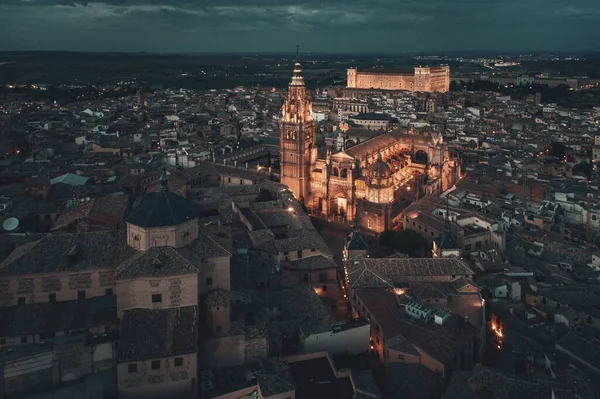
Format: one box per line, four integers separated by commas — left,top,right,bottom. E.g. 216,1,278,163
379,230,431,257
549,142,567,159
310,217,326,233
573,162,592,180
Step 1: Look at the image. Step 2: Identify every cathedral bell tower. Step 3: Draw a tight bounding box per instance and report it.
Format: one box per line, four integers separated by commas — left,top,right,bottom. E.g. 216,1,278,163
280,50,315,204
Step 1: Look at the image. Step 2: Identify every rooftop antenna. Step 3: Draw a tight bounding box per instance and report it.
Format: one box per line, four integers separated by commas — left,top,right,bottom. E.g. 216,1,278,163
296,44,300,61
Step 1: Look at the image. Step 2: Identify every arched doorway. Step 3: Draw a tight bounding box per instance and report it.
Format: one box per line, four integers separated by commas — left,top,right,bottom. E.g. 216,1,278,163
330,194,348,218
415,150,428,164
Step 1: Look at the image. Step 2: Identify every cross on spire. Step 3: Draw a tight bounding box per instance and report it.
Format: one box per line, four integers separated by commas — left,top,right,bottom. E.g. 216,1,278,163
353,211,360,231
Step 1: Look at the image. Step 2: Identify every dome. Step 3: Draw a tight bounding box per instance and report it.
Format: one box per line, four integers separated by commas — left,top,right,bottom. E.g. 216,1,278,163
125,167,200,228
368,153,393,180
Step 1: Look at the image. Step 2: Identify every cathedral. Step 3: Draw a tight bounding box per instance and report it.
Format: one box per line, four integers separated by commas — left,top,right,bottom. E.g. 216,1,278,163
280,61,461,233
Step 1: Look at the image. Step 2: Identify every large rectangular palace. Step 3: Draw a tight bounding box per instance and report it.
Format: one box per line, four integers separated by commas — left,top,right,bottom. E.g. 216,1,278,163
347,65,450,93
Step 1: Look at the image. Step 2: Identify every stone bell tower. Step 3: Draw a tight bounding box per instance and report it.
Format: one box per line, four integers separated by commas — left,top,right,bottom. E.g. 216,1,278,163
280,47,315,204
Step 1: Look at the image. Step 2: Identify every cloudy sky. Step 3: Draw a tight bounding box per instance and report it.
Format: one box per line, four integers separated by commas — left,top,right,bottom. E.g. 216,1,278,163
0,0,598,53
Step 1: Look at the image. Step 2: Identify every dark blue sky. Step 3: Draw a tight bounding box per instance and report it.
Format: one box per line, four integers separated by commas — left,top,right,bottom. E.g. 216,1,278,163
0,0,598,52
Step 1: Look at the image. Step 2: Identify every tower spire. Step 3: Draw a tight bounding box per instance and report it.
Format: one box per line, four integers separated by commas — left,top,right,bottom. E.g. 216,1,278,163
159,155,168,193
353,211,360,231
290,49,305,87
296,44,300,61
280,45,314,204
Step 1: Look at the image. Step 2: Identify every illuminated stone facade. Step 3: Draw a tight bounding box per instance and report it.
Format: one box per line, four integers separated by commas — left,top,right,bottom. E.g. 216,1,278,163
347,66,450,93
280,61,318,203
280,63,460,233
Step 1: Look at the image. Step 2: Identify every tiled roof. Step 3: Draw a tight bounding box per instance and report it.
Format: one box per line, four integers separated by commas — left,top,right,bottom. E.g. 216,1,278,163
347,257,474,288
351,370,382,399
257,360,296,397
118,306,197,362
89,194,130,222
386,363,442,399
205,289,230,307
0,231,136,276
114,246,199,279
288,255,337,271
275,229,331,255
51,200,95,231
258,285,333,345
444,364,553,399
345,133,397,158
385,333,419,355
356,289,477,364
557,331,600,370
347,265,394,289
350,112,391,121
178,223,232,260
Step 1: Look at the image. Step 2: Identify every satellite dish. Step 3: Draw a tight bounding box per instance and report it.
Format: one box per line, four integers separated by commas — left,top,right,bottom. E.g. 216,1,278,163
3,217,19,232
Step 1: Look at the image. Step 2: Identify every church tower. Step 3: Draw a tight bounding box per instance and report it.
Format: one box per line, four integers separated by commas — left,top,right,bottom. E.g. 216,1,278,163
280,55,315,204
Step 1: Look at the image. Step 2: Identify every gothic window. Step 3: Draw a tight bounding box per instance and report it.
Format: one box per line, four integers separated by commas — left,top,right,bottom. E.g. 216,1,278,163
340,169,348,178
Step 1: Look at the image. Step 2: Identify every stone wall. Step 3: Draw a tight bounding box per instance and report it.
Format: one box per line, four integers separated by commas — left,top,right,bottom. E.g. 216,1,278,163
118,353,196,398
127,219,199,251
116,274,198,317
0,268,115,307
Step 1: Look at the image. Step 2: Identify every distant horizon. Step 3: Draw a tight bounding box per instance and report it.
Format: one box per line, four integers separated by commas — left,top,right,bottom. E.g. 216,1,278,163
1,50,600,57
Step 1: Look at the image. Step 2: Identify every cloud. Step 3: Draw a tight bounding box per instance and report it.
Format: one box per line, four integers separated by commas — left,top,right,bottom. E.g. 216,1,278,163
0,0,598,51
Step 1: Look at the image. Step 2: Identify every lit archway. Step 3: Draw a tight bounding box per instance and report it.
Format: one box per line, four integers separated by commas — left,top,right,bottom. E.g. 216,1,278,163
415,150,428,164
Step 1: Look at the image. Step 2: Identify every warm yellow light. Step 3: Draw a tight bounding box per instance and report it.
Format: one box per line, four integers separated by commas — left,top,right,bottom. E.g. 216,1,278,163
287,207,294,212
491,320,503,338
